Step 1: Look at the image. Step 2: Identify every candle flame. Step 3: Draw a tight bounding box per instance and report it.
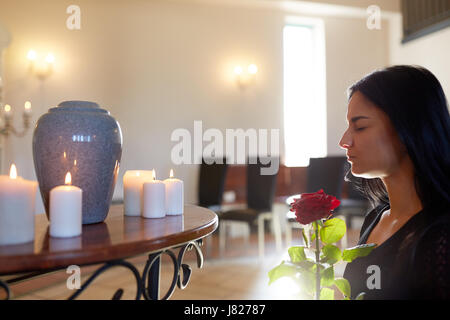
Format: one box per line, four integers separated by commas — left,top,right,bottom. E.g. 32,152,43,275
24,101,31,110
4,104,11,113
63,151,66,159
170,169,174,178
152,169,156,180
9,164,17,179
65,172,72,185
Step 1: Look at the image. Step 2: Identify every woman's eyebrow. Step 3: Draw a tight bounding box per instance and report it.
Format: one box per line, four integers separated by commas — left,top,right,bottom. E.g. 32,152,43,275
350,116,370,123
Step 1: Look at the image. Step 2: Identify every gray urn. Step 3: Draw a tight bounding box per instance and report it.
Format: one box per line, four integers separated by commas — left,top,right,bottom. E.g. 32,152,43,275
32,101,122,224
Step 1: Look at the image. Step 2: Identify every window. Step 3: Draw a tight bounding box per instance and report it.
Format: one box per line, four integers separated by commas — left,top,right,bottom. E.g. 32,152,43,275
283,18,327,167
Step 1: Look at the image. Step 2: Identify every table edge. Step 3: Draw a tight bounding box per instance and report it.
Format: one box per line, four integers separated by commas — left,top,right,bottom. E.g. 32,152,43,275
0,207,218,275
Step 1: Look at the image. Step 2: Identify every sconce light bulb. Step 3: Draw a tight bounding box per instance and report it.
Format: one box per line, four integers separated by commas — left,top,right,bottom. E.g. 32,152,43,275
24,101,31,110
248,64,258,74
234,66,243,75
45,53,55,64
27,50,37,61
4,104,11,113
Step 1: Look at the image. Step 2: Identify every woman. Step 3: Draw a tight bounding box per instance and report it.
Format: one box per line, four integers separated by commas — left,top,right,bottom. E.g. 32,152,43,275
339,65,450,300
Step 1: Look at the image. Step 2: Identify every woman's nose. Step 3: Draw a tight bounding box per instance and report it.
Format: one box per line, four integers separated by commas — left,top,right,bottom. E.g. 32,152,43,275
339,129,352,149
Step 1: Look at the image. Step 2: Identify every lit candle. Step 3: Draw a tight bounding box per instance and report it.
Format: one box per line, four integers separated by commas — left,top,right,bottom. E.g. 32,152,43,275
0,164,38,245
143,169,166,218
123,170,153,216
49,172,82,238
164,169,184,215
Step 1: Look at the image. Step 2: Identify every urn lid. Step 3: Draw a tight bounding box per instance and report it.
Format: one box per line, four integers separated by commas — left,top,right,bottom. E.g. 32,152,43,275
50,101,109,114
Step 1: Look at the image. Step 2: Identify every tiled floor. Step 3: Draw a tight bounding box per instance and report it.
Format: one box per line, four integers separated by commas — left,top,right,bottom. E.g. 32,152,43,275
4,219,362,300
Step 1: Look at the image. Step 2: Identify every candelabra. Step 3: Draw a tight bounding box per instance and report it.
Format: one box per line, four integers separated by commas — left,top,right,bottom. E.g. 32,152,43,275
0,101,32,137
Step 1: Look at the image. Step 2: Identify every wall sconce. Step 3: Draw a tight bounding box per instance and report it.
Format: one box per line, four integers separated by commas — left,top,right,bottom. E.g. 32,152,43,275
27,49,55,80
234,63,258,89
0,101,32,137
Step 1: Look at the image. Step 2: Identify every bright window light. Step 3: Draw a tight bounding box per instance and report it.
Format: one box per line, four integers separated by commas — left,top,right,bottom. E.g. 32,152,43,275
283,20,327,167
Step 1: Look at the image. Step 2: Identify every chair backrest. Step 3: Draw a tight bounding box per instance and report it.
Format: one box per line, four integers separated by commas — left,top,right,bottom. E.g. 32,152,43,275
306,156,347,198
246,157,279,212
198,157,228,208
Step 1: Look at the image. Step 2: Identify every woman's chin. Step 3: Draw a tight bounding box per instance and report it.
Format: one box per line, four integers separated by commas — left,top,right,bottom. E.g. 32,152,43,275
351,165,367,178
351,167,381,179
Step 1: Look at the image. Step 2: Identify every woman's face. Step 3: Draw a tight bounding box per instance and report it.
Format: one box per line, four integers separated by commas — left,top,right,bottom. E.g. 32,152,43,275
339,91,407,179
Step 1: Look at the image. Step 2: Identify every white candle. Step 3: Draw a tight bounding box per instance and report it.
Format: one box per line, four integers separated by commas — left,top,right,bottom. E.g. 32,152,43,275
164,169,184,215
49,172,82,238
143,169,166,218
123,170,153,216
0,164,38,245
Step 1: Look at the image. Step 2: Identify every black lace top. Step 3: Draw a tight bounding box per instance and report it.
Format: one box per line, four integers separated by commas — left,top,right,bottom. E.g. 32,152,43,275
342,204,450,300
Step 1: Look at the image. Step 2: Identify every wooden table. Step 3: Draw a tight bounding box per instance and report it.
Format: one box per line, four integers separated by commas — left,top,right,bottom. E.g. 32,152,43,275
0,204,218,300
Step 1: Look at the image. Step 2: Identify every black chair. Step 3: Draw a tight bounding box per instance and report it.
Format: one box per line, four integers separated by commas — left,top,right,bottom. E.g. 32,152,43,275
218,156,281,258
198,157,228,212
305,156,347,196
197,157,228,256
285,156,348,246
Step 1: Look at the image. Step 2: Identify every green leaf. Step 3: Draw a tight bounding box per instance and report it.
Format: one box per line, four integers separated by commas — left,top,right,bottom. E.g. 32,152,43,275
298,268,316,295
319,287,334,300
355,292,366,300
319,218,346,245
288,246,307,263
268,261,299,285
297,260,316,270
320,266,334,287
321,244,342,264
342,244,377,262
334,278,351,298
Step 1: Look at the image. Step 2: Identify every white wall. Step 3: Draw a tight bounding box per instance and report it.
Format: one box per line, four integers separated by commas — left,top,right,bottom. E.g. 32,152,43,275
0,0,393,214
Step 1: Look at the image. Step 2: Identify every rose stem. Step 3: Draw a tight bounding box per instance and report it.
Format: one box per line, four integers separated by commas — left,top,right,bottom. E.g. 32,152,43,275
315,221,320,300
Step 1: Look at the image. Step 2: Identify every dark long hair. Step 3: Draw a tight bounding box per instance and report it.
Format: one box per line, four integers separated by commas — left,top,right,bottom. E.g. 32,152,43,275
346,65,450,215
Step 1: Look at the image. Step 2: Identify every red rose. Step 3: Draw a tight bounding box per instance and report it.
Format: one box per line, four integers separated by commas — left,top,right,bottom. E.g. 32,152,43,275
290,189,340,225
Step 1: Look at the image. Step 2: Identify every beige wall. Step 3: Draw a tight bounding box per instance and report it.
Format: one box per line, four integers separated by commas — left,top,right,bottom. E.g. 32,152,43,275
0,0,395,213
388,14,450,100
